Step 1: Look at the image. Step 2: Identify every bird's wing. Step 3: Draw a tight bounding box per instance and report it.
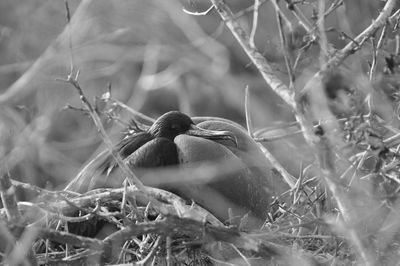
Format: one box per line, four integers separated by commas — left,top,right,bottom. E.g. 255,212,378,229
175,119,288,225
195,120,288,194
126,137,178,169
64,131,153,193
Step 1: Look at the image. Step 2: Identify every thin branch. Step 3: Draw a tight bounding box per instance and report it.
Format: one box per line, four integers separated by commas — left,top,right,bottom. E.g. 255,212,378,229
249,0,260,48
253,131,302,142
369,23,388,80
136,236,162,265
36,185,223,226
244,86,254,137
326,0,397,69
233,0,268,20
313,0,344,33
103,216,281,259
210,0,296,110
58,72,146,193
285,0,313,34
230,244,251,266
182,5,214,16
99,91,154,125
389,8,400,24
166,236,172,266
317,0,328,67
270,0,293,32
257,144,297,189
0,172,21,224
273,0,295,88
286,0,342,57
64,0,74,73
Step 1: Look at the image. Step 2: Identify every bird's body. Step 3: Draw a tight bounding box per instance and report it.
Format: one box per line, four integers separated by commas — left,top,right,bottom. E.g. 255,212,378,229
65,111,278,226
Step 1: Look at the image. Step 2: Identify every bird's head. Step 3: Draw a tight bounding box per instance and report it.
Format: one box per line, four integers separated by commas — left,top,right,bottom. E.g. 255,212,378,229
149,111,237,146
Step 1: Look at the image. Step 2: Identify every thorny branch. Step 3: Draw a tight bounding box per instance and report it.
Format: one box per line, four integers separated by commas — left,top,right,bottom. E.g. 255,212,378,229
325,0,397,69
209,1,397,265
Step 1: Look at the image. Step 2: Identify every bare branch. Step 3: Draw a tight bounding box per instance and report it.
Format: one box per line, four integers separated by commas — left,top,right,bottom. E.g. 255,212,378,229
326,0,397,69
244,86,254,137
233,0,268,20
183,5,214,16
273,0,295,88
317,0,328,66
210,0,296,110
59,73,147,193
369,23,388,80
0,172,21,224
249,0,260,48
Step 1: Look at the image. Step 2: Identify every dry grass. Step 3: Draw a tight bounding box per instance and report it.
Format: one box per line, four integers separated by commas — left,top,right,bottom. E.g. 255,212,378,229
1,0,400,265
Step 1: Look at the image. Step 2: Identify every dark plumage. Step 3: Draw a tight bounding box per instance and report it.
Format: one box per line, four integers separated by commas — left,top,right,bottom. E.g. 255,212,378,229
65,111,236,193
65,111,278,227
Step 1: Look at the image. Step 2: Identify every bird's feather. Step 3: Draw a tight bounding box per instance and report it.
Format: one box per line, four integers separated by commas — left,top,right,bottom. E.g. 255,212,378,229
64,131,153,193
126,137,178,168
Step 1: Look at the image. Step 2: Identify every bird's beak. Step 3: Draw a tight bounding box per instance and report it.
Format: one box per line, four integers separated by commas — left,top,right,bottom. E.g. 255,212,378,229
186,125,238,147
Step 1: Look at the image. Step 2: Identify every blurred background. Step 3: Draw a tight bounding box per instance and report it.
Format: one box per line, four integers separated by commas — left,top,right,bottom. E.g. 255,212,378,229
0,0,395,192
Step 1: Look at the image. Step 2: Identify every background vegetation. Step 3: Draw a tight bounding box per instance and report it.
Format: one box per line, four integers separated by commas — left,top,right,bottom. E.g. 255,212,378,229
0,0,400,265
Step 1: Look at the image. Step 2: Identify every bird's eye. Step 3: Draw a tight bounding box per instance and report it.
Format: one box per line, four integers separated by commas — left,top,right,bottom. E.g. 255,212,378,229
170,124,181,131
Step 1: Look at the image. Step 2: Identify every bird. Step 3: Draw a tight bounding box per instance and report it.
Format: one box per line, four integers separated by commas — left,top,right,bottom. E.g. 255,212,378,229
64,111,278,227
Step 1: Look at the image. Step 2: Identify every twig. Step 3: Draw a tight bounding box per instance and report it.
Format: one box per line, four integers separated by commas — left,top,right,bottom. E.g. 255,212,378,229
210,0,296,110
317,0,328,67
36,226,105,250
323,0,344,19
100,92,154,125
273,0,295,88
244,86,253,137
136,236,161,265
182,5,214,16
41,185,223,226
249,0,260,48
285,0,340,56
207,256,239,266
11,179,68,197
63,103,89,114
313,0,344,34
270,0,293,32
326,0,397,69
13,201,96,224
253,133,302,142
103,216,281,259
369,23,388,80
276,232,338,240
389,8,400,25
284,0,313,35
233,0,268,20
292,163,305,205
0,172,21,224
64,0,74,73
230,244,251,266
257,144,297,189
57,71,146,192
166,236,172,266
